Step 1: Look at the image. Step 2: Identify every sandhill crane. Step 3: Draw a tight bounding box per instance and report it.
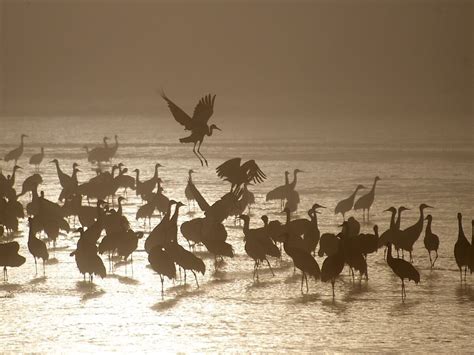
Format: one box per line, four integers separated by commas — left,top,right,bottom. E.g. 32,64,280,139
148,245,176,296
358,225,379,258
216,158,266,192
161,91,220,166
423,215,439,269
0,241,26,281
27,217,49,275
70,227,107,282
106,135,119,160
4,134,27,165
115,164,135,195
454,212,470,282
318,233,340,258
134,164,162,198
354,176,380,221
166,241,205,287
17,173,43,198
29,147,45,171
397,203,433,262
266,171,290,209
283,229,321,293
184,169,197,209
116,230,143,270
51,159,75,190
302,204,324,255
470,220,474,274
334,184,365,220
136,201,155,228
5,165,21,187
84,137,110,164
321,240,345,297
386,242,420,300
144,200,176,253
284,169,303,213
239,214,278,280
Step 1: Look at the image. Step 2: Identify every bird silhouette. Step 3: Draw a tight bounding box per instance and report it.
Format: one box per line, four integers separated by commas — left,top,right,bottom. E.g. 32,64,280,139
0,241,26,281
29,147,45,172
184,169,197,210
423,215,439,269
354,176,381,221
396,203,433,262
166,241,205,288
148,245,176,297
27,217,49,275
334,184,365,221
454,212,470,282
266,171,290,210
70,227,107,282
216,158,266,192
4,134,27,165
321,239,345,297
386,242,420,300
470,220,474,275
161,91,220,166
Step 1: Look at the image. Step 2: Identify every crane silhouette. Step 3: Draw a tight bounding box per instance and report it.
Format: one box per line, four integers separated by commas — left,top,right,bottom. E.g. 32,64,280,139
161,91,220,166
70,227,107,282
454,212,470,282
266,171,290,210
166,241,206,288
216,158,266,192
321,238,345,297
29,147,45,172
334,184,365,221
27,217,49,275
423,214,439,269
386,242,420,300
354,176,381,221
470,220,474,275
0,241,26,281
4,134,28,165
184,169,197,209
148,245,176,297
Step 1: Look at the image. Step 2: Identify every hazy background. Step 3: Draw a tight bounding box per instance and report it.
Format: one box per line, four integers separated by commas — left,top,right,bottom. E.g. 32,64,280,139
0,0,472,140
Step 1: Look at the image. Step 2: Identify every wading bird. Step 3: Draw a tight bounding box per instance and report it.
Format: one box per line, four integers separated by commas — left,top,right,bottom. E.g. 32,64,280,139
423,215,439,269
27,217,49,275
386,242,420,300
161,91,220,166
354,176,381,221
216,158,266,192
454,212,470,282
29,147,45,171
335,184,365,221
4,134,27,165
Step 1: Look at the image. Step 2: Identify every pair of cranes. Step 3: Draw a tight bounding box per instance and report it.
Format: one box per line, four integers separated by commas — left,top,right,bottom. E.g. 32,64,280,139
3,134,45,171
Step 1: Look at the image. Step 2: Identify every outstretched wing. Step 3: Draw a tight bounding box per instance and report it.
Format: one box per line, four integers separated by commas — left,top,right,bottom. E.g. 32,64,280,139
242,160,266,184
216,158,242,183
161,91,193,130
192,94,215,124
188,181,210,212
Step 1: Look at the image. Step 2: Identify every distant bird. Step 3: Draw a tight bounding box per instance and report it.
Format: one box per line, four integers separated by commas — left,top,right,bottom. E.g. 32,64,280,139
84,137,110,164
17,173,43,198
423,215,439,269
454,212,470,282
266,171,290,209
396,203,433,262
4,134,27,164
115,164,135,195
469,220,474,274
334,184,365,221
161,91,220,166
354,176,381,221
284,169,303,213
27,217,49,275
29,147,45,171
0,241,26,281
386,242,420,300
148,245,176,296
302,204,325,255
184,169,197,209
216,158,266,192
116,230,143,267
105,135,119,160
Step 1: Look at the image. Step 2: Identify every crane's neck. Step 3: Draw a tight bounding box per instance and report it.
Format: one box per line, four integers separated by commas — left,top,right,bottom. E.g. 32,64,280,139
28,224,34,241
388,210,396,229
188,171,193,182
20,136,25,146
153,165,159,179
117,199,123,216
386,243,393,260
207,126,216,136
103,138,109,147
165,203,173,220
170,205,182,224
426,218,432,234
418,206,426,225
350,187,360,202
285,209,291,225
71,168,79,182
135,170,140,183
395,210,404,229
370,178,378,193
457,216,465,241
290,171,298,189
284,173,289,185
242,217,250,234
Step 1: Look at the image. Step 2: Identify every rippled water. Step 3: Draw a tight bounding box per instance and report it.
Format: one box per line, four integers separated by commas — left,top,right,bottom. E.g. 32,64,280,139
0,117,473,352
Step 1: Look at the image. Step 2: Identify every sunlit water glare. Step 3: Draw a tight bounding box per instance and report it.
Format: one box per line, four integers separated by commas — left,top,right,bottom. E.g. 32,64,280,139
0,117,473,352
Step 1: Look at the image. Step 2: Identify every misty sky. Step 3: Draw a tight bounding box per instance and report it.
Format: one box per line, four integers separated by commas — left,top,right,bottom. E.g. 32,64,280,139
0,0,472,138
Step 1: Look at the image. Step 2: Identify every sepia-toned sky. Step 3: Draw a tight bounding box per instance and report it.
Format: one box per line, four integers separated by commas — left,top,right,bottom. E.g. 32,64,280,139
0,0,472,138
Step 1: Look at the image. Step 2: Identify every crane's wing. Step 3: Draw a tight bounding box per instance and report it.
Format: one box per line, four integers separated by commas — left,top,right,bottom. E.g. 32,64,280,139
188,182,210,212
215,158,241,182
161,91,193,130
192,94,215,124
242,160,266,184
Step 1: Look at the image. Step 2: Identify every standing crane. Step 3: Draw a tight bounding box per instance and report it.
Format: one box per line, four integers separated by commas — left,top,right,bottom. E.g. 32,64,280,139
454,212,470,282
386,242,420,301
161,91,220,166
4,134,28,165
423,214,439,269
334,184,365,221
354,176,381,221
29,147,45,172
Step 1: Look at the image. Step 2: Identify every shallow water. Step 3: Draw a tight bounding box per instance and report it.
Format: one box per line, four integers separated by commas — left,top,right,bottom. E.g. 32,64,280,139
0,117,473,352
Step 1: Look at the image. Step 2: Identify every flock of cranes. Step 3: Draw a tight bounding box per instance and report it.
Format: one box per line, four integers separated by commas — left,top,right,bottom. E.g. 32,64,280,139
1,133,473,301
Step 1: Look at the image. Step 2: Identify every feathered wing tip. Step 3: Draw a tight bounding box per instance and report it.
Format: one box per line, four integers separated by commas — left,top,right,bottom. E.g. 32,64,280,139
95,258,107,279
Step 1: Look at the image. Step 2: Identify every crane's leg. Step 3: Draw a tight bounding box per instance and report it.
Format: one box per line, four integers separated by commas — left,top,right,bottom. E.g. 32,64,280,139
192,270,199,288
184,270,187,285
331,279,335,298
304,273,309,293
160,275,164,299
34,257,38,275
409,251,413,263
192,142,204,166
198,141,209,166
300,273,304,292
433,251,438,267
43,259,46,276
265,258,275,276
367,208,371,222
428,251,433,269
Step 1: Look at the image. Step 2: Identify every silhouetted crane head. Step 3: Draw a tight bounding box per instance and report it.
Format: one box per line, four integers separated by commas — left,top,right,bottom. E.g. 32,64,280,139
419,203,433,210
103,136,110,142
312,203,325,210
189,169,195,174
457,212,462,221
398,206,410,213
294,169,303,174
261,215,269,225
356,184,366,190
375,176,381,181
285,171,289,175
155,163,164,168
174,201,186,208
373,225,379,234
118,196,126,203
73,162,79,168
13,165,22,171
50,159,59,164
238,214,250,222
209,124,222,134
384,207,396,214
73,227,84,234
21,134,28,138
424,214,433,222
